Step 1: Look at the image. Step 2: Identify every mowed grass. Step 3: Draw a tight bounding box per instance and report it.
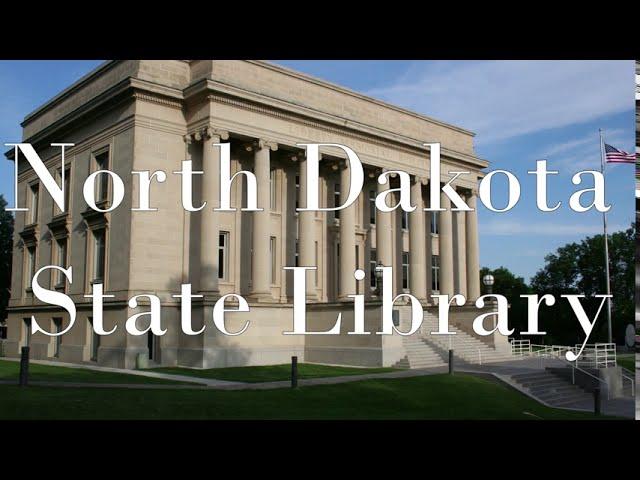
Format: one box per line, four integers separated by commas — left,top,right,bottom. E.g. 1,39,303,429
0,374,616,420
616,354,635,372
152,363,397,383
0,360,190,385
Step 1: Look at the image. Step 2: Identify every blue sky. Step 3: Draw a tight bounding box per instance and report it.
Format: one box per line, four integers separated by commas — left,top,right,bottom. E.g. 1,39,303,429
0,60,635,282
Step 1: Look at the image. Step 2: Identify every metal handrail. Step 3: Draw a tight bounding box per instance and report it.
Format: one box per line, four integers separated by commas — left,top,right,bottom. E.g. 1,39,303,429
533,354,613,401
621,371,635,397
564,358,611,400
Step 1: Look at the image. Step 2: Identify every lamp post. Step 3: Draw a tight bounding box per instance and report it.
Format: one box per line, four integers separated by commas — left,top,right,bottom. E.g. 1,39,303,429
482,274,494,295
375,261,384,297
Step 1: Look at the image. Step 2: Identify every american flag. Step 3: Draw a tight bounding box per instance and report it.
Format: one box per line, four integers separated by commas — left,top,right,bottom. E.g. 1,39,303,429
604,143,635,163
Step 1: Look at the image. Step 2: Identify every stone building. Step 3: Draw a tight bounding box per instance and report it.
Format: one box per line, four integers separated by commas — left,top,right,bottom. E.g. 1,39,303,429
3,60,510,369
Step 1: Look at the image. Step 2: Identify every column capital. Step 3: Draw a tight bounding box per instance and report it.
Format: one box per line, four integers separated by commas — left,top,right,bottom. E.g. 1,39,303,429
414,175,428,185
256,138,278,151
379,167,398,178
183,134,193,144
192,126,229,142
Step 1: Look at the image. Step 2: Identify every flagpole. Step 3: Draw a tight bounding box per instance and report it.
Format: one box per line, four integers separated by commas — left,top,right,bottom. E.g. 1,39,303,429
599,128,613,344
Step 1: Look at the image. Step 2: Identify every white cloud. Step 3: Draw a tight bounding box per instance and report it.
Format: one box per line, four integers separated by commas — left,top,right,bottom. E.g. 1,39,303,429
480,220,626,236
533,128,634,171
367,61,634,146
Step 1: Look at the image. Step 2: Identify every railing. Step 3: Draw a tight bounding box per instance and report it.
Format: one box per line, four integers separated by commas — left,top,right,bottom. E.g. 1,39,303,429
574,343,616,369
621,370,635,397
567,359,611,400
511,339,532,356
510,340,618,368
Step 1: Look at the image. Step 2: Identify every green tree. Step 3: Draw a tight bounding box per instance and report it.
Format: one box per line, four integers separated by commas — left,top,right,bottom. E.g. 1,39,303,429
0,194,14,324
530,224,634,345
479,266,531,336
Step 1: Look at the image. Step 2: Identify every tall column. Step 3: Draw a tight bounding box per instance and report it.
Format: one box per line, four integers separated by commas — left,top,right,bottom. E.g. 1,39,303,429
199,127,228,295
466,191,481,300
338,163,356,300
376,175,393,273
438,191,454,297
298,152,318,300
454,203,467,299
409,176,427,301
250,139,277,300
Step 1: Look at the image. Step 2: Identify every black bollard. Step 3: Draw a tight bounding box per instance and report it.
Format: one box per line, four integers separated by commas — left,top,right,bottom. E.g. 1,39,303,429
448,349,454,375
19,346,30,387
593,387,601,416
291,356,298,388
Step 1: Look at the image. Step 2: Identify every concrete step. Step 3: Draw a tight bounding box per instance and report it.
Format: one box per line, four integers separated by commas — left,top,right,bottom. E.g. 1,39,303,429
532,385,583,397
552,395,593,407
510,370,592,406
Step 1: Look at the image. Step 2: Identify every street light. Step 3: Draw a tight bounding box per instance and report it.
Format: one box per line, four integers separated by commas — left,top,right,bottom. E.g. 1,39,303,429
482,274,495,295
375,261,384,297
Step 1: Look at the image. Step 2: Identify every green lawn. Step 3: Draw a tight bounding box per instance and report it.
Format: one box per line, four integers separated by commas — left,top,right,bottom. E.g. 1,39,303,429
0,374,616,420
152,363,397,383
617,355,635,372
0,360,191,385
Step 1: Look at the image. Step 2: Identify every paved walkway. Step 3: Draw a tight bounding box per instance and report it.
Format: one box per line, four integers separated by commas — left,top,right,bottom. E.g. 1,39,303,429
0,357,449,390
0,357,241,387
459,357,635,419
2,356,634,418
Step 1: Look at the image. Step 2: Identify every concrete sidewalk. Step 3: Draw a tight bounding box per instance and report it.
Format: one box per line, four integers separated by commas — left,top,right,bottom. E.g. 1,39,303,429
0,358,449,390
459,357,635,419
0,357,242,387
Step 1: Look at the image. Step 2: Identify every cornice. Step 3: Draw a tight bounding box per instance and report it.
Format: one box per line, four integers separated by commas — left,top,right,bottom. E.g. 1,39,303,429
247,60,476,138
188,79,488,171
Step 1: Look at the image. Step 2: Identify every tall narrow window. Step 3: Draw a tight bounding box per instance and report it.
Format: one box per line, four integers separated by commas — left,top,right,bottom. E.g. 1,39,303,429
431,255,440,292
431,212,439,235
270,169,277,210
55,166,71,214
402,210,409,230
402,252,410,289
64,167,71,213
88,318,99,362
94,151,110,203
270,236,277,285
92,229,106,283
334,183,341,220
294,240,299,267
53,318,62,358
336,242,340,293
314,241,320,285
370,249,377,289
54,238,68,288
295,175,300,212
148,331,157,362
218,232,229,280
369,190,376,225
22,318,31,348
29,183,39,224
25,246,36,291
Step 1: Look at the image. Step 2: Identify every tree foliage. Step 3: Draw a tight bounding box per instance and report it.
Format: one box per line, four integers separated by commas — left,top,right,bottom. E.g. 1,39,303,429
0,194,14,324
530,224,634,344
480,266,531,336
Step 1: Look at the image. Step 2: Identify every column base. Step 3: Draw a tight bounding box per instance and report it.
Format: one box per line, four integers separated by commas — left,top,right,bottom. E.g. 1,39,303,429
198,290,220,300
248,292,277,303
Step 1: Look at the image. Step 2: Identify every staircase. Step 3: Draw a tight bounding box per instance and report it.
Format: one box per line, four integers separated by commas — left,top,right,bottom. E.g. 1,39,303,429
393,334,446,369
511,370,593,407
421,314,515,365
